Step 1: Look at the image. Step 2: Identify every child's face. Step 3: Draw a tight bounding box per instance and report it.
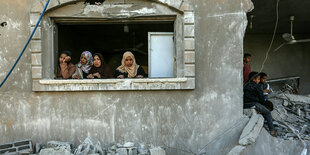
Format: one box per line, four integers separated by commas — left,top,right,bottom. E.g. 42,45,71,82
260,76,267,84
253,76,260,84
59,53,67,63
244,56,251,63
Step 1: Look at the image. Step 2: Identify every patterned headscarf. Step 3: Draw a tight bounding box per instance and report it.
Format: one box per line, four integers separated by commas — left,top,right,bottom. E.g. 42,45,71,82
78,51,93,73
116,51,139,78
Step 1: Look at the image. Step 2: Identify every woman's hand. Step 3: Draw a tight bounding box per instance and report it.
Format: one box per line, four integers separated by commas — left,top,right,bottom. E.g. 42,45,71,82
87,74,94,79
136,75,144,78
64,56,71,63
117,75,125,79
93,73,101,78
73,75,80,79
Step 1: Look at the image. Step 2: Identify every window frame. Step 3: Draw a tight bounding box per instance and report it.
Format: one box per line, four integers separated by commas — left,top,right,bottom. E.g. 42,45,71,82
30,1,196,91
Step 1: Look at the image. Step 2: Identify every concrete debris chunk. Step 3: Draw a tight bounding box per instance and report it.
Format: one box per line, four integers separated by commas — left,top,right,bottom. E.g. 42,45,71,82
47,141,71,150
137,143,149,155
226,145,245,155
74,137,104,155
270,92,310,141
239,114,264,145
116,148,127,155
114,142,137,155
0,139,33,155
149,147,166,155
39,147,72,155
277,93,310,105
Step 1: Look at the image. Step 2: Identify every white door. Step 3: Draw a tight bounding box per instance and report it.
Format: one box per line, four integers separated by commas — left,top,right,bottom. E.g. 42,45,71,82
148,32,174,78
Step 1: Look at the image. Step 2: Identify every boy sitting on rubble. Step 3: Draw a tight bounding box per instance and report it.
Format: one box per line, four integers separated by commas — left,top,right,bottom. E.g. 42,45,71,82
244,72,277,136
259,72,274,111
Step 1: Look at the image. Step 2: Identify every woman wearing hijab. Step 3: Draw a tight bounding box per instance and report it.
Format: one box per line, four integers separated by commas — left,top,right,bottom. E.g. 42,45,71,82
73,51,93,79
87,53,113,79
114,51,146,78
57,50,76,79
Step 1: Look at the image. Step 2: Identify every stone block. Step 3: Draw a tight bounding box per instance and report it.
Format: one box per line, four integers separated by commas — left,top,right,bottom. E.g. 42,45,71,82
243,109,257,116
157,0,183,10
184,25,195,37
226,145,246,155
149,147,166,155
184,51,195,64
116,148,127,155
239,114,264,145
39,148,71,155
31,0,43,13
45,0,60,11
32,53,42,65
47,141,71,150
182,3,194,11
184,11,195,24
184,64,195,77
184,38,195,50
30,13,41,26
0,139,33,154
30,26,41,39
32,66,42,79
31,40,42,52
59,0,73,5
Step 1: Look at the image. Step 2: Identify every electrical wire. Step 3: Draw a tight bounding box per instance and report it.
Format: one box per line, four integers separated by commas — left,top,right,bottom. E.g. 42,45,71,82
259,0,280,72
0,0,50,88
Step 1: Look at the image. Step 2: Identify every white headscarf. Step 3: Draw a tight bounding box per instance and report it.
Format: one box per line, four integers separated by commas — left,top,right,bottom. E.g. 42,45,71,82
78,51,93,74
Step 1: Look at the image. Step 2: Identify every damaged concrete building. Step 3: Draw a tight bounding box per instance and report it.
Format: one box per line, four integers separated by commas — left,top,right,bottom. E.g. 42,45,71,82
0,0,309,154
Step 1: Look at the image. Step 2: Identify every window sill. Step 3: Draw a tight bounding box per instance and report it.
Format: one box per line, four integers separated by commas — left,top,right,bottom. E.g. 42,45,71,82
33,78,195,91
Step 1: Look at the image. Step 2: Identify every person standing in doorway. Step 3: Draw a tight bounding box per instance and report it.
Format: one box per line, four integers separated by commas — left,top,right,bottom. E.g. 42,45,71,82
243,53,252,84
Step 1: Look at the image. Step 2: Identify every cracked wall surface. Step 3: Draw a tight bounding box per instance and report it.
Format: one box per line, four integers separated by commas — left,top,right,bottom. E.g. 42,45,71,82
0,0,252,154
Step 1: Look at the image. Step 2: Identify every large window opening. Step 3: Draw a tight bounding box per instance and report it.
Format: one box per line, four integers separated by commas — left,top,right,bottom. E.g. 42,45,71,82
56,21,174,79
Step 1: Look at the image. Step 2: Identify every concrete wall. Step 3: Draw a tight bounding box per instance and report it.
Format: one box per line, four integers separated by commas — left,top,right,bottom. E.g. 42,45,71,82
244,34,310,94
0,0,251,154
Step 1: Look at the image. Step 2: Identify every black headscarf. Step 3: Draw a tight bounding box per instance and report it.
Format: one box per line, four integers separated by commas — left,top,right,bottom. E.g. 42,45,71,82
88,53,113,78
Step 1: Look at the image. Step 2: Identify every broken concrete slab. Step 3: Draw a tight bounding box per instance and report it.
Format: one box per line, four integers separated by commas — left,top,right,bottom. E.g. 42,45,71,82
47,141,71,150
277,93,310,104
270,93,310,140
0,139,33,155
243,108,257,116
74,137,104,155
39,147,71,155
239,114,264,146
226,145,246,155
149,147,166,155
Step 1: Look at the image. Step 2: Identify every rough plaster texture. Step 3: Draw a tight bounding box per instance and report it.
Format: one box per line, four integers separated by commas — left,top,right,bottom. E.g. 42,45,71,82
0,0,251,154
244,34,310,94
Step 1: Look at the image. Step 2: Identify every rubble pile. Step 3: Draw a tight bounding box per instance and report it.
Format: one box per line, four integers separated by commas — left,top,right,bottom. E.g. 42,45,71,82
0,138,167,155
270,93,310,140
0,138,166,155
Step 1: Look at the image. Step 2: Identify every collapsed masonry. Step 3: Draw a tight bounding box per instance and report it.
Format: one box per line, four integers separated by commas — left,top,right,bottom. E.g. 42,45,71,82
227,86,310,155
271,93,310,140
0,138,166,155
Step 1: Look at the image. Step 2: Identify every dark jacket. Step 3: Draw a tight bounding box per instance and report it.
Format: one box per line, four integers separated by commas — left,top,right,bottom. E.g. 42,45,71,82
114,66,147,78
244,81,265,108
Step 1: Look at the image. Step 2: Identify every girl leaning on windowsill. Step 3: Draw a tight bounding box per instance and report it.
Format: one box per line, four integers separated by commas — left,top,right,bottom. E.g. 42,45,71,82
57,50,76,79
